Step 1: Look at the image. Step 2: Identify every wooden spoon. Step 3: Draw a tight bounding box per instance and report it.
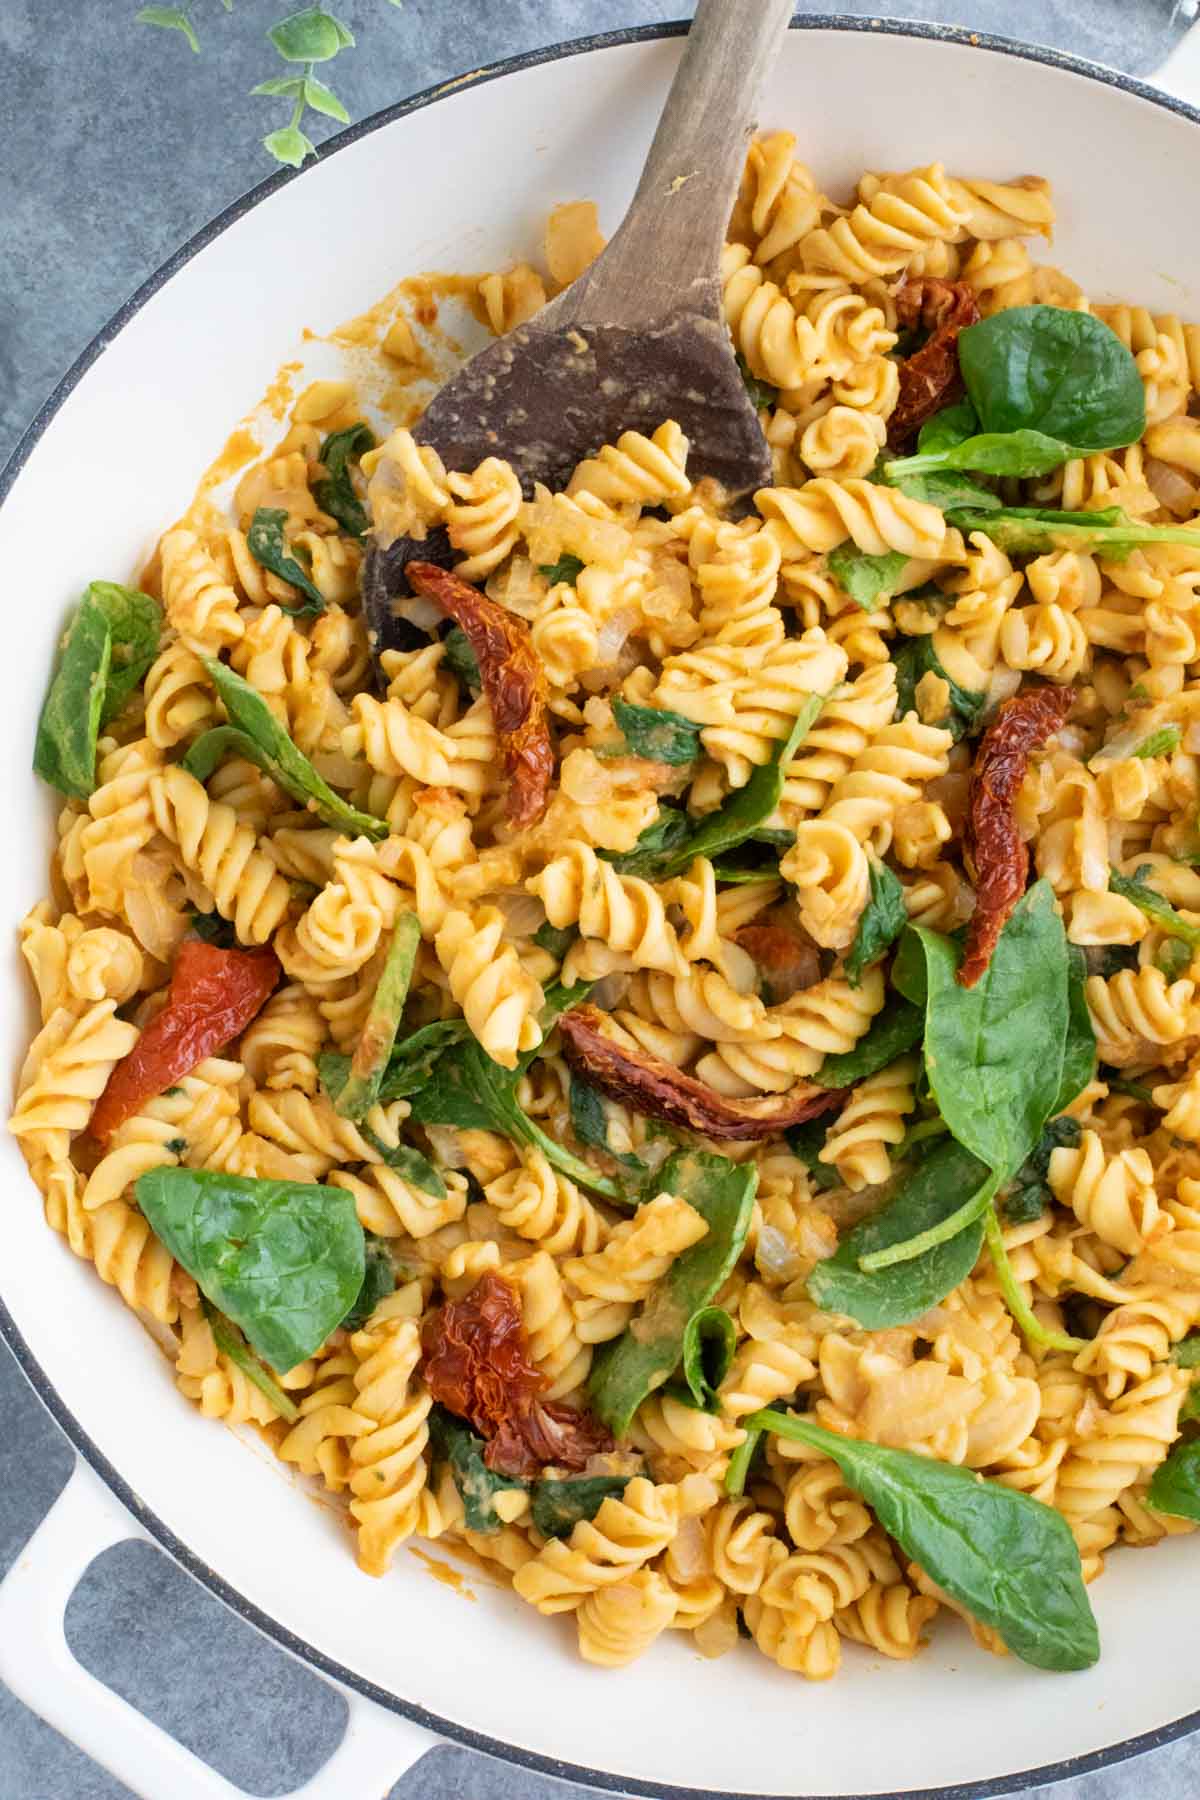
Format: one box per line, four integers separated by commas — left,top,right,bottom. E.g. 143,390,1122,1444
364,0,796,648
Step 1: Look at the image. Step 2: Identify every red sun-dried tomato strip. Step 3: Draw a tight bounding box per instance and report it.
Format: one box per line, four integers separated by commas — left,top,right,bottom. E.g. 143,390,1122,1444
886,279,981,448
406,561,553,830
558,1004,844,1141
959,685,1075,989
735,922,822,1006
421,1272,613,1480
91,940,280,1144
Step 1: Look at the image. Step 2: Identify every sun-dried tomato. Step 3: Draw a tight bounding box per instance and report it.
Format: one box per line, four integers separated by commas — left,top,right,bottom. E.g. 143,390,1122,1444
421,1272,613,1480
960,684,1075,988
887,279,981,448
558,1004,844,1140
90,940,280,1144
735,922,822,1005
405,561,553,830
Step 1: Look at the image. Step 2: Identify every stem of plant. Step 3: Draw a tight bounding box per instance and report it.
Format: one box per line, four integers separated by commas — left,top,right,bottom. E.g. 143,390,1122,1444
723,1426,761,1497
983,1206,1086,1354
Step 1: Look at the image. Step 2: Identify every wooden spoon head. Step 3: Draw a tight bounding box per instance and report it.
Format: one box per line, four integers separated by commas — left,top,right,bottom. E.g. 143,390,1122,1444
363,308,771,657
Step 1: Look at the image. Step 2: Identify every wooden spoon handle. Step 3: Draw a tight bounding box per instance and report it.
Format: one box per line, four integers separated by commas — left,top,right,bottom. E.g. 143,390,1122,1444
565,0,795,329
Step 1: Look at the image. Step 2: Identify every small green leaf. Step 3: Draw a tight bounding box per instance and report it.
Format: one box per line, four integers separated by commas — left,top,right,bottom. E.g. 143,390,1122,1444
137,6,200,52
1056,945,1096,1113
310,422,374,536
816,993,923,1088
263,125,315,168
537,554,584,587
918,400,979,454
893,636,986,741
611,697,702,766
246,507,324,611
339,1234,397,1332
303,74,349,121
1109,866,1200,948
734,352,778,411
1132,726,1181,759
677,1305,736,1411
845,859,907,987
268,7,351,62
441,625,481,691
750,1409,1098,1671
600,807,693,878
251,74,306,97
334,914,420,1120
568,1075,645,1172
188,662,389,843
533,921,577,960
427,1407,526,1532
34,583,161,799
530,1474,631,1540
828,544,908,611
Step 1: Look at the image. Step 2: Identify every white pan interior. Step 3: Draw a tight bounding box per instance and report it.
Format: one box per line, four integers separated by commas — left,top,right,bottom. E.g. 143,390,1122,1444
2,25,1198,1798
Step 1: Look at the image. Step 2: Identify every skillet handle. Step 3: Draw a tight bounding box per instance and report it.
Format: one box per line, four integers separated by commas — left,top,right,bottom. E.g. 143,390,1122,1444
1151,19,1200,101
0,1459,435,1800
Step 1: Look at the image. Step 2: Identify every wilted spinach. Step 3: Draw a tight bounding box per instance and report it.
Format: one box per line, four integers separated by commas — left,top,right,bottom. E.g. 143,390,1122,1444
893,636,986,742
827,544,909,610
246,507,325,614
313,422,374,537
611,697,702,765
34,582,161,798
815,994,924,1089
845,860,907,987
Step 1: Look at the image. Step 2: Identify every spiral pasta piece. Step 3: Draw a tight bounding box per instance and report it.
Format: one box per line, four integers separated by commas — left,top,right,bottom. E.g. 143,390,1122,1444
529,843,688,976
757,480,944,561
565,1193,709,1344
347,1312,441,1575
817,1055,917,1190
513,1476,681,1613
150,765,290,945
484,1148,608,1256
434,906,544,1068
576,1572,678,1666
159,526,245,653
798,163,970,280
1047,1130,1163,1258
328,1166,468,1240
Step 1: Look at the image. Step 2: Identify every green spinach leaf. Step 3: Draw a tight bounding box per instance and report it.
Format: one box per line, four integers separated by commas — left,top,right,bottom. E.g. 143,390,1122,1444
784,1113,841,1190
946,505,1200,559
1147,1440,1200,1525
441,625,481,691
34,582,161,799
918,400,979,454
588,1152,756,1435
569,1075,645,1172
191,659,388,840
957,306,1145,454
530,1473,632,1539
427,1407,527,1532
845,859,907,987
893,636,986,741
816,994,924,1088
1001,1116,1081,1226
827,544,909,610
601,806,693,877
1056,944,1097,1114
533,920,577,960
735,352,778,411
204,1301,300,1421
1109,865,1200,948
339,1233,397,1332
246,507,325,614
136,1167,364,1371
677,1305,737,1411
1173,1335,1200,1369
749,1408,1098,1671
313,422,374,537
807,1137,990,1327
611,697,702,766
333,913,420,1120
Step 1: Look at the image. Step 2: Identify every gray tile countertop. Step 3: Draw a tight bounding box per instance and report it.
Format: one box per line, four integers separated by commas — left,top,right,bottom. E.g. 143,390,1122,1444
2,2,1199,1797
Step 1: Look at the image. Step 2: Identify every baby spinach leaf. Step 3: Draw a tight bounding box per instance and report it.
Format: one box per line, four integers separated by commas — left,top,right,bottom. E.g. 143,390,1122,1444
677,1305,737,1411
884,466,1002,513
338,1233,396,1332
588,1152,757,1435
569,1075,645,1172
1172,1335,1200,1369
807,1136,990,1327
1056,945,1097,1113
783,1113,842,1190
34,582,162,799
136,1167,364,1372
905,882,1070,1183
533,920,577,960
735,351,778,411
893,636,986,741
601,806,693,877
537,554,584,587
946,505,1200,559
816,994,924,1089
195,658,389,841
827,544,908,611
845,859,907,987
611,697,702,766
333,913,420,1121
313,422,374,537
1001,1116,1081,1226
1109,865,1200,948
958,306,1145,454
189,907,238,949
427,1407,527,1533
888,428,1075,484
203,1301,300,1421
659,695,825,877
749,1409,1099,1671
530,1473,632,1540
409,1037,623,1202
246,507,325,614
441,625,481,691
1147,1440,1200,1525
918,400,979,454
318,1020,471,1111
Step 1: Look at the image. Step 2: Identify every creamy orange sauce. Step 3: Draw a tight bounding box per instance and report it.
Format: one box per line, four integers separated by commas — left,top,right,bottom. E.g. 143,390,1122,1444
195,426,263,494
408,1544,478,1597
261,360,303,420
